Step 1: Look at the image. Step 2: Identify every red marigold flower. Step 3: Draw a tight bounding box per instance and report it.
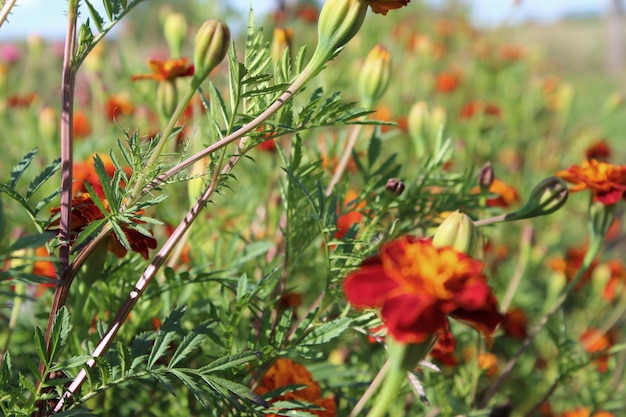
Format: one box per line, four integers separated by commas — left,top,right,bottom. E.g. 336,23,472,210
435,71,461,93
296,4,319,23
584,140,612,161
343,236,503,343
429,326,458,366
335,190,365,239
557,159,626,205
548,245,597,289
49,195,157,260
255,358,336,417
471,178,520,208
130,57,194,82
459,100,502,119
602,260,626,301
6,92,38,108
367,0,411,15
501,307,528,339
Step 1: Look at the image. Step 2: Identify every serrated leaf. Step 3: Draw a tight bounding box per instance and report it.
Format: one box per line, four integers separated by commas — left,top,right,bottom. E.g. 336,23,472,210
8,231,55,252
10,148,38,188
200,351,260,374
84,0,104,32
164,369,209,409
153,372,176,396
300,317,353,346
236,273,247,302
49,355,92,373
34,187,61,214
148,306,186,369
34,327,47,366
168,322,214,368
48,306,71,364
202,374,266,406
19,372,36,394
0,183,35,219
24,158,60,200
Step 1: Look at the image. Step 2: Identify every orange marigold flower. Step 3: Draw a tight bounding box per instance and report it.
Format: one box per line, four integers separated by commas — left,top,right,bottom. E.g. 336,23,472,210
73,111,92,139
335,190,365,239
471,178,520,208
501,307,528,339
49,195,157,260
367,0,410,15
130,57,194,82
581,328,615,373
6,92,38,108
73,153,132,199
478,352,498,376
32,246,57,295
255,359,336,417
106,94,134,121
343,236,503,343
561,408,615,417
585,140,612,161
435,71,461,93
556,159,626,205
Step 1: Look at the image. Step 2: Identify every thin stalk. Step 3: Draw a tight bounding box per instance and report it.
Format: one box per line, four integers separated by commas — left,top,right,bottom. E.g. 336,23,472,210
499,225,533,313
348,360,390,417
0,0,17,28
325,124,363,196
481,233,604,406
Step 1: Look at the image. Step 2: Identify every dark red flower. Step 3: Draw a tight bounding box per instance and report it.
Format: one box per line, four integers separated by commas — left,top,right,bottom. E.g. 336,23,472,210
343,236,502,343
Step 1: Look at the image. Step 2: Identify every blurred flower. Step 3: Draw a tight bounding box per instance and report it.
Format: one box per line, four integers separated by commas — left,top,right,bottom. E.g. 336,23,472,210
49,194,157,260
556,159,626,205
131,57,194,82
296,4,319,23
367,0,411,15
459,100,502,119
372,105,407,133
163,13,188,58
255,358,336,417
343,236,502,343
32,246,57,295
478,352,498,377
501,307,528,339
581,328,615,373
271,28,294,63
359,44,392,106
602,260,626,301
499,44,525,62
6,93,38,108
471,178,519,208
0,43,22,63
335,190,365,239
84,41,106,73
106,94,135,121
560,408,615,417
434,71,460,93
584,140,612,161
73,111,92,139
548,245,597,289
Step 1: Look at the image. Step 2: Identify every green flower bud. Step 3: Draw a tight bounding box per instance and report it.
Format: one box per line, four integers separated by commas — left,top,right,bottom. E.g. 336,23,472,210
164,13,188,58
359,44,391,107
589,200,620,239
432,210,478,255
316,0,367,57
505,177,569,221
156,80,178,121
407,101,429,159
192,20,230,85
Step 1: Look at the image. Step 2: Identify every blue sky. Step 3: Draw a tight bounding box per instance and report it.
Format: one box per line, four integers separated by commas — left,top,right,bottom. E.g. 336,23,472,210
0,0,609,39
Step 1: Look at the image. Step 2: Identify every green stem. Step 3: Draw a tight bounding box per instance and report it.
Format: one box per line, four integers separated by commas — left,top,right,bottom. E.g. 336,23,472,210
0,283,24,357
367,342,407,417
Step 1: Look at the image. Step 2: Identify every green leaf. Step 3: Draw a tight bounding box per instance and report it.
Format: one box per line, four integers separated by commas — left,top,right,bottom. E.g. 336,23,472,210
300,317,353,346
49,355,92,373
168,322,214,368
163,369,209,409
202,374,266,406
84,0,105,32
24,158,60,200
10,148,38,189
148,306,186,369
200,351,260,374
0,183,35,219
48,306,71,364
34,187,61,215
236,273,247,302
34,327,47,366
7,231,55,253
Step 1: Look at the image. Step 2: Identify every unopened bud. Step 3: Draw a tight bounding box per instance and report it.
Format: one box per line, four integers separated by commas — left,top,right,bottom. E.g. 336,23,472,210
385,178,405,196
478,162,494,193
505,177,568,221
271,28,293,63
408,101,429,159
156,80,178,120
589,200,619,239
192,20,230,85
316,0,367,57
359,44,391,107
432,210,478,255
164,13,188,58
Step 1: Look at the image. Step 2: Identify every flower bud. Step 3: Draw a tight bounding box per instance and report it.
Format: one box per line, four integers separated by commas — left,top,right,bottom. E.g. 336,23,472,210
164,13,188,58
316,0,367,57
432,210,478,255
271,28,294,63
359,44,391,107
156,80,178,121
407,101,429,159
192,20,230,85
589,200,619,239
478,162,494,193
385,178,405,196
505,177,569,221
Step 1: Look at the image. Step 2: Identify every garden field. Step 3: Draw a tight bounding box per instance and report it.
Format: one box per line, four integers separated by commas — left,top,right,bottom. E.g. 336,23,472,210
1,1,626,416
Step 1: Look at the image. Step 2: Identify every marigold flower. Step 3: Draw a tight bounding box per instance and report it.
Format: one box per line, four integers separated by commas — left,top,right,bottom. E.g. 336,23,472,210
561,408,615,417
501,307,528,339
130,57,194,82
73,110,92,139
459,100,502,119
548,245,597,289
367,0,411,15
73,153,132,199
584,140,612,161
32,246,57,294
435,71,460,93
6,93,38,108
602,260,626,301
557,159,626,205
477,352,498,377
429,326,457,366
335,190,365,239
255,358,336,417
471,178,519,208
581,328,615,373
48,195,157,260
106,94,134,121
343,236,502,343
